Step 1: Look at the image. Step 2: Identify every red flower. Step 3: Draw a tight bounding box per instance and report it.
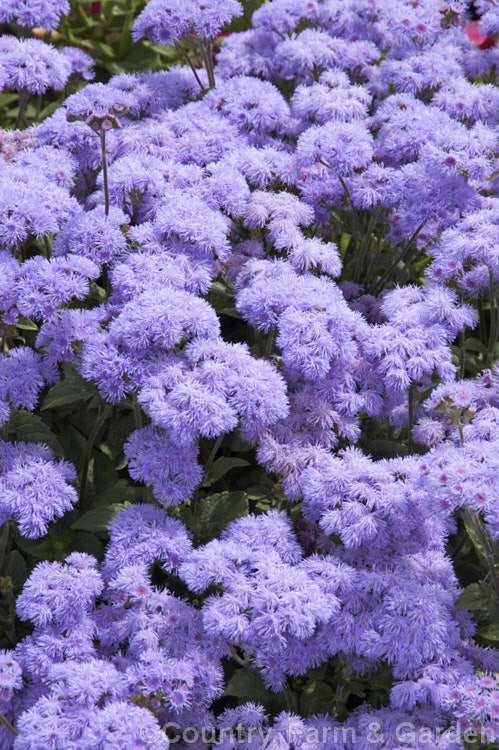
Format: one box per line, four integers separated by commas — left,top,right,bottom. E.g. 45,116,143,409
464,20,497,50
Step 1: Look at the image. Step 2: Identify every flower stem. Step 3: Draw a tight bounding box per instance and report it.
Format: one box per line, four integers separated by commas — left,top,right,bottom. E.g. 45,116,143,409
175,41,205,92
191,433,224,515
14,90,29,130
78,405,111,509
200,39,216,89
372,221,426,295
0,524,9,572
465,508,499,598
407,383,415,453
0,712,17,737
100,129,109,217
265,328,275,359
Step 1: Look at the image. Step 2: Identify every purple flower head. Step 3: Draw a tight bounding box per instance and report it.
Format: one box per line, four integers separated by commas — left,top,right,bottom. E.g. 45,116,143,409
1,38,71,95
52,206,128,266
0,440,77,538
17,256,100,322
0,0,70,30
205,77,292,138
124,427,203,506
104,503,193,577
0,651,22,704
59,47,95,82
16,553,103,628
132,0,243,45
65,82,133,132
296,121,374,177
0,347,44,417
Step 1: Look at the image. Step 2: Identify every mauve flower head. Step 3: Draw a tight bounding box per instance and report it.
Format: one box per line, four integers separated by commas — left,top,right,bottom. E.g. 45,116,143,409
0,0,70,30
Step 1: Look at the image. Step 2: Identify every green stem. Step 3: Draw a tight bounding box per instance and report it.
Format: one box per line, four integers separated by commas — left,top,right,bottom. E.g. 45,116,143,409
486,273,499,369
335,174,363,242
202,39,216,89
265,329,275,359
229,644,247,667
354,205,383,283
206,39,216,89
372,221,426,295
14,90,29,130
175,42,205,92
407,383,415,454
202,434,224,483
0,524,9,573
365,229,384,284
466,508,499,598
459,327,466,379
78,405,112,508
132,396,143,430
0,712,17,737
199,39,216,89
191,433,224,515
100,129,109,216
118,8,135,58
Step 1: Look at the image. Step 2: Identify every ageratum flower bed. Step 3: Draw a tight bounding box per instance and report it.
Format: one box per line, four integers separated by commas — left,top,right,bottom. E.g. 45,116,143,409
0,0,499,747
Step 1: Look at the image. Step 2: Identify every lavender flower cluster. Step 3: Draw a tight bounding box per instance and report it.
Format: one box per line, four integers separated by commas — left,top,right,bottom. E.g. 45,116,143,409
0,0,499,747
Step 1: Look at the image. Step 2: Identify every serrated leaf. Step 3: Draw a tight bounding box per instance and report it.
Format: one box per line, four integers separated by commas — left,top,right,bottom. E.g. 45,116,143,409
199,491,248,542
71,531,104,559
209,281,229,295
7,410,63,457
203,457,250,486
363,439,408,460
4,550,27,587
71,502,130,533
225,668,267,702
91,480,143,505
219,307,242,319
460,511,488,563
301,681,337,717
16,316,38,331
479,624,499,642
463,337,488,354
41,370,96,410
456,581,493,611
246,485,272,501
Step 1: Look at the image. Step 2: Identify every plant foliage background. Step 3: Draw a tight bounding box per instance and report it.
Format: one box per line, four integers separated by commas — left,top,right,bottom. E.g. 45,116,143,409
0,0,498,747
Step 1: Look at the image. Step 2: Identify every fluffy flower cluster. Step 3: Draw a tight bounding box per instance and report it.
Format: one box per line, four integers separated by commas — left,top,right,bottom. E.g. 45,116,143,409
0,0,499,747
0,0,70,30
0,441,77,538
132,0,244,46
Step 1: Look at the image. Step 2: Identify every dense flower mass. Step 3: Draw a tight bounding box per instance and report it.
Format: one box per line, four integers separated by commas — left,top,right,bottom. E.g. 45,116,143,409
0,0,498,747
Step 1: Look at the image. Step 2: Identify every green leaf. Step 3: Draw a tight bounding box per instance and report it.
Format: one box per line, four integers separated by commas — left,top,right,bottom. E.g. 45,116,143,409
225,668,267,702
479,624,499,642
198,491,248,542
463,337,489,355
339,233,351,258
15,316,38,331
301,681,337,717
203,457,250,486
91,479,145,505
71,531,104,559
71,502,130,533
363,439,408,460
4,550,27,588
460,511,488,563
83,39,115,56
41,368,96,410
456,581,493,611
57,424,87,473
219,307,242,319
7,410,64,457
246,484,272,501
